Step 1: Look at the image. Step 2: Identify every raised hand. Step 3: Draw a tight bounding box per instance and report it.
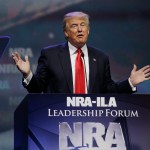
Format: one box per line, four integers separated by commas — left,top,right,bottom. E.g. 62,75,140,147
12,52,31,78
130,64,150,86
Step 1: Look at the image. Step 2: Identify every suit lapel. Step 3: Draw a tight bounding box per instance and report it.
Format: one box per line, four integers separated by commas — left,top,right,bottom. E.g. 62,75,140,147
58,43,73,93
57,43,97,93
88,47,97,93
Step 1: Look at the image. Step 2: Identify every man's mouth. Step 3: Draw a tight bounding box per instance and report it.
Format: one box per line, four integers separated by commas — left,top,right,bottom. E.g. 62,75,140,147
77,34,84,38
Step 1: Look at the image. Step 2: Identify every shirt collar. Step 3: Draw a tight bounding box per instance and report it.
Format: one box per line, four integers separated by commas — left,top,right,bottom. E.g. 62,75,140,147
68,41,88,56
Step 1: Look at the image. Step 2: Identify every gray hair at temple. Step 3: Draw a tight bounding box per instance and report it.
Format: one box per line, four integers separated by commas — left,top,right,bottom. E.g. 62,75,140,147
63,11,90,31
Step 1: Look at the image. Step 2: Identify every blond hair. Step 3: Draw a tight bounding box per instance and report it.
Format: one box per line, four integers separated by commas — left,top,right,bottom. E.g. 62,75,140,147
63,11,89,31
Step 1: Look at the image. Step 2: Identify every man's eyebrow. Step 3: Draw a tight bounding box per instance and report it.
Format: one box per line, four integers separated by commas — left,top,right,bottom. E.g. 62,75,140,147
71,22,86,25
71,23,78,25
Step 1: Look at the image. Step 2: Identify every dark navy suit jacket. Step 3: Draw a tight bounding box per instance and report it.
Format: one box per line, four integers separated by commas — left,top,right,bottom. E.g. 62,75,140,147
24,43,133,93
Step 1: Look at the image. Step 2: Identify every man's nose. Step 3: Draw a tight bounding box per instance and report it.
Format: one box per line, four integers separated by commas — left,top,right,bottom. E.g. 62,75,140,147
77,25,82,32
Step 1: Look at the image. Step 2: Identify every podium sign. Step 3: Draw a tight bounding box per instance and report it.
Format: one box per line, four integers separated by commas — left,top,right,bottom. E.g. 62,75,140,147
14,94,150,150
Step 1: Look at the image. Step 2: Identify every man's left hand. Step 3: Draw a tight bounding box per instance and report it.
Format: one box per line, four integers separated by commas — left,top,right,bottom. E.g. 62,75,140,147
130,64,150,86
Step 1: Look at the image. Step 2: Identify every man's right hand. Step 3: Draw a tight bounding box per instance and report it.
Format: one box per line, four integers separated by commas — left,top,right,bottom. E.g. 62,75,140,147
12,52,31,78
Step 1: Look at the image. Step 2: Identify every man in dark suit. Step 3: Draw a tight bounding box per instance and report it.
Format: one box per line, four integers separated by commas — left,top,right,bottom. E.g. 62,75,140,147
12,12,150,93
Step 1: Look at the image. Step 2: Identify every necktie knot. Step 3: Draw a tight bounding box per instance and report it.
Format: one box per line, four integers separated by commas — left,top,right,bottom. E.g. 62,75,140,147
77,48,81,53
77,48,84,57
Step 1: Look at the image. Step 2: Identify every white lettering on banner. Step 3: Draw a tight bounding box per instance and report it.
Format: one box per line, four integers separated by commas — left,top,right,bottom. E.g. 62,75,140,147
48,109,138,117
0,64,19,73
67,97,117,107
59,122,126,150
9,47,33,58
106,109,139,117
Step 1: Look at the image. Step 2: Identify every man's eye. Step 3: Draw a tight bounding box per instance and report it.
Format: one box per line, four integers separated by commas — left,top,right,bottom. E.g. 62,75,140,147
71,24,77,28
81,24,86,26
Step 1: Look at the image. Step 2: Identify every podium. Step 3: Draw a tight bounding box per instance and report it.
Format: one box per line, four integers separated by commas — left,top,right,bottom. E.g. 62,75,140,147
14,94,150,150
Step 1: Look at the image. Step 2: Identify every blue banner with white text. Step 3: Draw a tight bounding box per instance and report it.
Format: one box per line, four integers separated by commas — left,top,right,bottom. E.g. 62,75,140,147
14,94,150,150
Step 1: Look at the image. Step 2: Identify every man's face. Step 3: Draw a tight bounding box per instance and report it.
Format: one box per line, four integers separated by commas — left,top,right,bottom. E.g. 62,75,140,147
64,16,89,48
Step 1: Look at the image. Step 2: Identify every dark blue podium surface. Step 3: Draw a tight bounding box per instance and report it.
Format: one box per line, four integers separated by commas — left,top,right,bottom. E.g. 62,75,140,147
14,94,150,150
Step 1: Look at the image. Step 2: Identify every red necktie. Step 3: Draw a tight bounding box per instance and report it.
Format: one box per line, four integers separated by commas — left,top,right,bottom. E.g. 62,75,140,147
75,48,85,94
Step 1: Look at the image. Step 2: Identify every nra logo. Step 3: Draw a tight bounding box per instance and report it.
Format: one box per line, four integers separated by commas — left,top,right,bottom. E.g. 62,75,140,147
59,122,126,150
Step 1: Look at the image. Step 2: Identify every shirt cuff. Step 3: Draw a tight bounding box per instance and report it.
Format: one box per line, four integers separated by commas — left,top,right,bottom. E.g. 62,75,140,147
23,72,33,86
128,78,136,91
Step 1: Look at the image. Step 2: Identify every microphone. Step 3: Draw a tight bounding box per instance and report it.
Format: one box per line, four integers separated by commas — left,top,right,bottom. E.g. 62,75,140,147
81,52,89,93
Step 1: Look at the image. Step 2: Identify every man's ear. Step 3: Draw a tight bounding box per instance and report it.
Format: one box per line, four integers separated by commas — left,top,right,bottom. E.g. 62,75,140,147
64,31,68,38
88,27,90,34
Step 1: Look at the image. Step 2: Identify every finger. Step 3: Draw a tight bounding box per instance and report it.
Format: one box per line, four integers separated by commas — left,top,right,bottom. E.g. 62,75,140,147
145,72,150,78
13,52,21,60
12,52,20,62
141,65,150,72
12,52,18,58
12,55,18,63
11,53,15,57
12,58,17,64
144,68,150,74
132,64,137,72
25,55,29,62
145,77,150,80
